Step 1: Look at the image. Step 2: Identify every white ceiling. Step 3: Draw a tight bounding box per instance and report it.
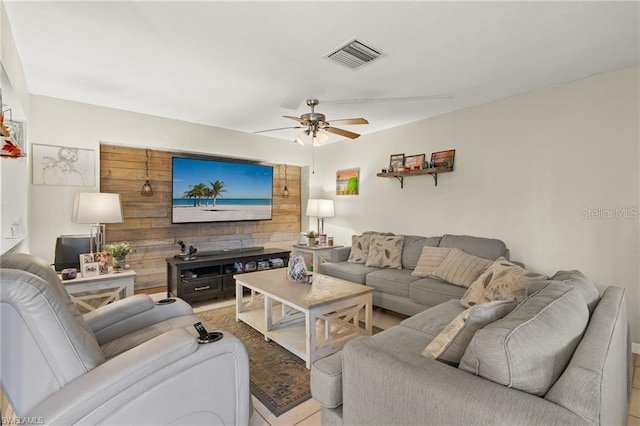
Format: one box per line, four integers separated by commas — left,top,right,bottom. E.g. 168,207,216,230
3,1,639,143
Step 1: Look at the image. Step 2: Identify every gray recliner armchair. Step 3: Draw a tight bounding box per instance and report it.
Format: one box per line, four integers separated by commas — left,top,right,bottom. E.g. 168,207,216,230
0,253,252,425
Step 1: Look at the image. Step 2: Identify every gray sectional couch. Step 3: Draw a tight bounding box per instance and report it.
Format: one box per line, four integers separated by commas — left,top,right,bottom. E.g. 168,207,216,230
318,233,511,316
312,233,632,425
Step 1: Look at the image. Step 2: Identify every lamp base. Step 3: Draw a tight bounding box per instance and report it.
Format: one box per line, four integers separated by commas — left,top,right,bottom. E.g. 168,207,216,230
90,223,106,253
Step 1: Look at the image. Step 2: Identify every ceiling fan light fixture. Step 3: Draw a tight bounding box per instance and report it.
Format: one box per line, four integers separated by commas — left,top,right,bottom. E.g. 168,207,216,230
295,130,308,145
313,131,328,146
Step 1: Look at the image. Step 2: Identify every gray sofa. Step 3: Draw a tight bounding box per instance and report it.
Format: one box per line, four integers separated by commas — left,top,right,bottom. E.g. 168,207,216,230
318,233,511,316
312,261,632,424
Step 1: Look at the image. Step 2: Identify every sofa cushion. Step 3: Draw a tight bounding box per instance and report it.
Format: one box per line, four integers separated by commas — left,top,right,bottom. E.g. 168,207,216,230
317,262,378,285
459,282,589,396
430,248,492,288
312,320,433,410
347,234,370,264
401,236,441,269
409,278,467,308
551,270,600,314
439,234,507,260
400,299,466,337
365,235,404,269
411,246,452,278
422,299,517,366
366,269,422,299
460,257,548,307
311,351,343,408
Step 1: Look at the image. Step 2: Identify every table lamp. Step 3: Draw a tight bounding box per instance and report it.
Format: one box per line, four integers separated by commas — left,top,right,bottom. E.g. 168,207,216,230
306,199,334,235
72,192,123,253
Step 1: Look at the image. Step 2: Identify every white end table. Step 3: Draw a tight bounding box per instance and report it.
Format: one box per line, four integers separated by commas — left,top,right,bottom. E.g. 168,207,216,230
292,244,343,273
59,269,136,313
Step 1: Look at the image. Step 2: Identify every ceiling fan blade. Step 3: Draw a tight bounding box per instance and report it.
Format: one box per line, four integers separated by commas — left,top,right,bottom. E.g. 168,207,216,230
283,115,307,124
324,95,453,104
328,117,369,126
325,126,360,139
254,125,303,134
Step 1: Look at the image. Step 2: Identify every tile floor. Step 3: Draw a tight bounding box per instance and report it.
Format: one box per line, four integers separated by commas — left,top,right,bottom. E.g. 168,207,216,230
193,295,640,426
629,353,640,426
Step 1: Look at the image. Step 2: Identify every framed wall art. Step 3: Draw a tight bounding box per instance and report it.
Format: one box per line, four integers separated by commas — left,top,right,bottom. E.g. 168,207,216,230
389,153,405,172
32,144,95,186
1,119,25,158
431,149,455,170
404,154,425,170
336,168,360,195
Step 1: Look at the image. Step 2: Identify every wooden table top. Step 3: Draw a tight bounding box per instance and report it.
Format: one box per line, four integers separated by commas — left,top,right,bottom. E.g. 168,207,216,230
234,268,372,309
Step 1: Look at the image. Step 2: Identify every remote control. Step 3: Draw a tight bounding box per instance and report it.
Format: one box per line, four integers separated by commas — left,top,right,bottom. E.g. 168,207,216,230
193,322,209,341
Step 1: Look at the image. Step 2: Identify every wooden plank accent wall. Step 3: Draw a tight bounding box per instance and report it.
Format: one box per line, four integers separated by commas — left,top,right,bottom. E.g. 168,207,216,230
100,144,301,292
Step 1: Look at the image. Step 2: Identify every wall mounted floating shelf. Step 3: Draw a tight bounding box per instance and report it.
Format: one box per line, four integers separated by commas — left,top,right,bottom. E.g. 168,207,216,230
376,168,452,188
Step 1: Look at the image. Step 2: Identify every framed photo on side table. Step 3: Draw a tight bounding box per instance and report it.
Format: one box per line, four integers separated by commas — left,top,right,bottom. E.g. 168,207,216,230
389,153,405,172
81,262,100,277
404,154,425,170
431,150,456,170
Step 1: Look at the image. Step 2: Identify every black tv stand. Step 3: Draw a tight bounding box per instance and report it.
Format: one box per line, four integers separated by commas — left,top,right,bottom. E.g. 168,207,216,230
166,247,290,304
196,246,265,257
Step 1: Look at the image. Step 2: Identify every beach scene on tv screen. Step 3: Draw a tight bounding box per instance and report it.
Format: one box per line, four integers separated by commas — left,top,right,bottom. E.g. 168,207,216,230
172,157,273,223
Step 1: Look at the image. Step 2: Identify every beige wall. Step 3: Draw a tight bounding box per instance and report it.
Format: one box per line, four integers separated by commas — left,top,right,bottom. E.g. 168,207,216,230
311,66,640,347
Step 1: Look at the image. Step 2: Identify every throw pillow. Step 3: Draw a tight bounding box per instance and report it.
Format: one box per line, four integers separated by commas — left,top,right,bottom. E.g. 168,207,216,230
430,248,492,288
365,235,404,269
411,247,452,277
422,298,517,366
347,234,371,264
459,282,589,396
460,257,548,307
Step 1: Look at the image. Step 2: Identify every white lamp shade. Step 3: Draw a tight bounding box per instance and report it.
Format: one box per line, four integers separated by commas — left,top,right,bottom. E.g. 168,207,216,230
306,199,334,218
72,192,123,224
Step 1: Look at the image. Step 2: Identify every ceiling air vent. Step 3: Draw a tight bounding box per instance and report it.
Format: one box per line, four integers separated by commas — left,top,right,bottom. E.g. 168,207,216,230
324,39,384,70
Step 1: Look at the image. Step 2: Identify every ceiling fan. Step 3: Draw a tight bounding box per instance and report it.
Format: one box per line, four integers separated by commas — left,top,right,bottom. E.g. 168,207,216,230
254,99,368,146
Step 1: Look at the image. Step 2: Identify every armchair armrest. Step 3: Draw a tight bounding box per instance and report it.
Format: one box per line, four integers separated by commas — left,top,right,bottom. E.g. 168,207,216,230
330,246,351,263
341,336,584,425
30,328,251,425
84,295,194,344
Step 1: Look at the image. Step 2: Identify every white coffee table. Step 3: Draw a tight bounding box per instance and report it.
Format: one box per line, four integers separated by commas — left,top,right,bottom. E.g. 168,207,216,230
235,268,373,368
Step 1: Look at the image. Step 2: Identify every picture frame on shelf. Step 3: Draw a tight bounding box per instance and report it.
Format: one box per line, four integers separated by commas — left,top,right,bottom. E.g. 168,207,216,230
389,153,405,172
404,154,425,171
430,149,455,170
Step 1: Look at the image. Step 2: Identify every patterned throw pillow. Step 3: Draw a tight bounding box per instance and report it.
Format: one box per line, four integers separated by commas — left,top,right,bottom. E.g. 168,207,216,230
422,298,517,365
411,247,452,277
347,234,371,264
365,235,404,269
461,257,548,308
430,248,492,288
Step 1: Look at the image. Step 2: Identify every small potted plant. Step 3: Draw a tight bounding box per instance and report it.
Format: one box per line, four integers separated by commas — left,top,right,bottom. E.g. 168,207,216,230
305,231,318,247
106,242,131,272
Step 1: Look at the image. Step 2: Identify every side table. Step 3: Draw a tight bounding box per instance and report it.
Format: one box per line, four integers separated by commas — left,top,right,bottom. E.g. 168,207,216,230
292,244,343,273
59,269,136,313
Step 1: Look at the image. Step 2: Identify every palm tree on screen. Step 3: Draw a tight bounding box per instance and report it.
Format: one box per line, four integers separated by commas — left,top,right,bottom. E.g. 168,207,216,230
184,183,209,206
209,180,227,207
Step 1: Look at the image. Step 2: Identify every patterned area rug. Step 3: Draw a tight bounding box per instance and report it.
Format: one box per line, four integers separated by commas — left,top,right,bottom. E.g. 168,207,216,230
197,304,382,417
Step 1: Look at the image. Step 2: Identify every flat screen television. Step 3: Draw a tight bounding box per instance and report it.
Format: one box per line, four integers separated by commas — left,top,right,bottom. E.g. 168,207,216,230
172,156,273,224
